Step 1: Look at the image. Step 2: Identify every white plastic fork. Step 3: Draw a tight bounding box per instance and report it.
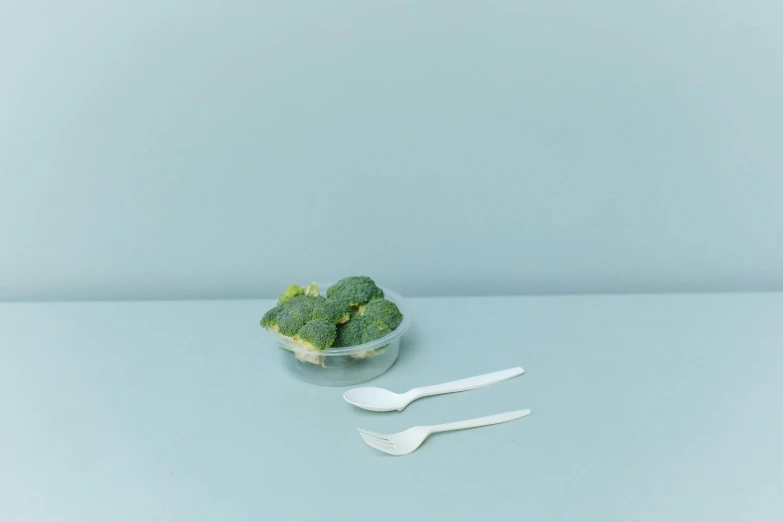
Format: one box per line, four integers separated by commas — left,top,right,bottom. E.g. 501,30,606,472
358,408,531,456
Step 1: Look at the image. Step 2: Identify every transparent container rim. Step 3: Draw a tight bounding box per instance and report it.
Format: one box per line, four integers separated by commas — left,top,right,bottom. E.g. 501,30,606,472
264,284,411,356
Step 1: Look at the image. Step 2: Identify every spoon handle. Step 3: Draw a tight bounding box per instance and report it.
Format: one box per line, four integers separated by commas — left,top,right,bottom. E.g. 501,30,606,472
409,367,524,400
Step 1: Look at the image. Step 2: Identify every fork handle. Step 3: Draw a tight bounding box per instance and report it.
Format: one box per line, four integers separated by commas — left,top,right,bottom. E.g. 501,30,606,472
408,367,524,401
429,409,531,434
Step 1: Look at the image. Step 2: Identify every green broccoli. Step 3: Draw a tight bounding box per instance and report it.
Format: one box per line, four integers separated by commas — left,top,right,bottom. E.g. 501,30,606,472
360,298,403,329
261,286,351,352
326,276,384,307
339,317,392,359
276,306,308,336
260,304,283,329
334,316,367,347
331,299,353,323
296,319,337,351
261,277,402,363
312,298,352,325
277,284,304,305
361,320,392,343
286,295,319,319
334,315,394,347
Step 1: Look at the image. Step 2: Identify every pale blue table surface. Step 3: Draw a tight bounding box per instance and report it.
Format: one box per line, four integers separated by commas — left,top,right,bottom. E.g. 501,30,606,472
1,293,782,521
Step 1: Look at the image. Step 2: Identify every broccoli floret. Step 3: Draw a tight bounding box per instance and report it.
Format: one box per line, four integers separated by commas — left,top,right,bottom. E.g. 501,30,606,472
277,284,304,305
335,316,367,347
296,319,337,351
361,320,392,343
276,306,308,336
326,276,384,307
286,295,319,318
332,299,353,323
341,317,391,359
334,315,393,347
260,304,283,328
360,299,403,329
261,291,350,350
312,298,352,324
303,282,320,297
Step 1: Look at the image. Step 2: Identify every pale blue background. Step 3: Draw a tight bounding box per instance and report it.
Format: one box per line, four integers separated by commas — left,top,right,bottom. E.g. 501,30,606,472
2,0,782,301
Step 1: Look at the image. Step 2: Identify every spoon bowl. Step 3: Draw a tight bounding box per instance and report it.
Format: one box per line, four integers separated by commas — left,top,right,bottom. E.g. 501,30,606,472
343,387,409,412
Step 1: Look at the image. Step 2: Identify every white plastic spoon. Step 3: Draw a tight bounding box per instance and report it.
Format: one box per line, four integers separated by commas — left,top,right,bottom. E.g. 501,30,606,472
343,367,524,412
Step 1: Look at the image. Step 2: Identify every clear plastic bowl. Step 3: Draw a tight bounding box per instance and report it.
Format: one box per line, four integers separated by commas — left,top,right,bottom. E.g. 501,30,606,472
264,285,411,386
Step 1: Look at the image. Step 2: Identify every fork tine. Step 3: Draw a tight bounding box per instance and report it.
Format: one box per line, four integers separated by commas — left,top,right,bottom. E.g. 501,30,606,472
359,431,393,446
358,429,391,443
360,433,393,447
362,437,395,455
358,428,390,442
